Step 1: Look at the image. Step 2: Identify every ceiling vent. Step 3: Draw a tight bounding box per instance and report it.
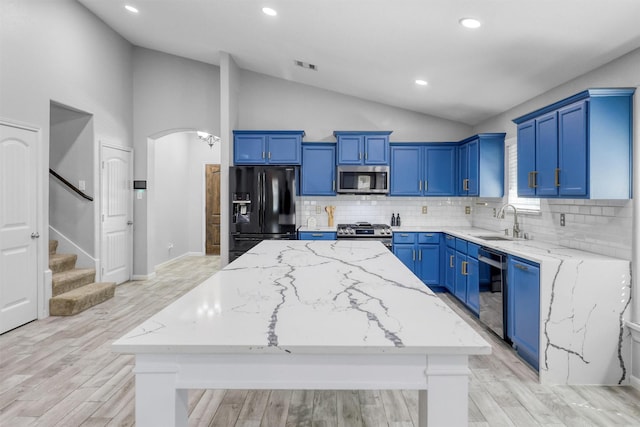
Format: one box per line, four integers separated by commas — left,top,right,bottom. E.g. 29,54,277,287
294,60,318,71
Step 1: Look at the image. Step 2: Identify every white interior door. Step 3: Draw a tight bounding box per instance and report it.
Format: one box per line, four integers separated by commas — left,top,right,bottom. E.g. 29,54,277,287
0,123,38,334
100,144,132,284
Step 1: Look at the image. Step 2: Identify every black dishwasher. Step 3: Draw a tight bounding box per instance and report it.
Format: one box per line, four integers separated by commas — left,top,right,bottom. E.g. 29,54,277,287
477,247,510,343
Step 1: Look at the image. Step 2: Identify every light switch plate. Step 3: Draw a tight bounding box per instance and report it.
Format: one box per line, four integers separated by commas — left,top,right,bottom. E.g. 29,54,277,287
465,206,471,214
560,213,565,226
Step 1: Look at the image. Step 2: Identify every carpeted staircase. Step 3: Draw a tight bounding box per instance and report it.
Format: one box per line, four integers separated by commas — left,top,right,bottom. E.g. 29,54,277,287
49,240,116,316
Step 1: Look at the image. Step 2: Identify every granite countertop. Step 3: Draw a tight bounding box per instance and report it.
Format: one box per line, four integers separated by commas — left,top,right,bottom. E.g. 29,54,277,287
112,240,491,356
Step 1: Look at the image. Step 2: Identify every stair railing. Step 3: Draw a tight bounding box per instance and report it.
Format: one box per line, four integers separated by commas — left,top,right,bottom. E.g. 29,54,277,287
49,168,94,202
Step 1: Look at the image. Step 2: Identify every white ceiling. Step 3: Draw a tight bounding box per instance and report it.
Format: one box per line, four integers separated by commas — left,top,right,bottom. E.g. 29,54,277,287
78,0,640,125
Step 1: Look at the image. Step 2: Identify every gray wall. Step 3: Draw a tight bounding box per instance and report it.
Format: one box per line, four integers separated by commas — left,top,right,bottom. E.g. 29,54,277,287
132,47,221,276
238,70,471,142
154,131,221,267
49,104,95,255
0,0,132,282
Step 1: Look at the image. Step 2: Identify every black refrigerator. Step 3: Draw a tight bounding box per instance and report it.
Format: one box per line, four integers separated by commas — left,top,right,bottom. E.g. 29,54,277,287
229,166,297,262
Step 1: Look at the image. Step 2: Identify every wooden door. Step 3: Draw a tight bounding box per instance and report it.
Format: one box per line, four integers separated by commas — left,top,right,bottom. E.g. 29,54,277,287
205,164,220,255
0,122,38,333
100,144,133,284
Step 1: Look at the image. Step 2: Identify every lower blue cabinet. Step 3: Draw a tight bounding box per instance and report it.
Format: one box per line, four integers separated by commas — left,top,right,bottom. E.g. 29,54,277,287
393,232,441,290
452,239,480,316
298,231,336,240
508,256,540,370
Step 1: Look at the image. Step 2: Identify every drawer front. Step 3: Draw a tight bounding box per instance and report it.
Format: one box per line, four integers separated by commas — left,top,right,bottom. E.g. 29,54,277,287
467,242,480,258
417,232,440,244
393,232,417,244
298,231,336,240
445,234,456,248
455,238,468,253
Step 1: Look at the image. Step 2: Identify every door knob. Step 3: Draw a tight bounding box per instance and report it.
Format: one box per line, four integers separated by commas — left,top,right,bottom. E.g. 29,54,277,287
31,232,40,239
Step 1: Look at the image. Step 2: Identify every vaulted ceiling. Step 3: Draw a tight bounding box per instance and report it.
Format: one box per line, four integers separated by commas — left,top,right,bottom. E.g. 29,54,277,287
78,0,640,125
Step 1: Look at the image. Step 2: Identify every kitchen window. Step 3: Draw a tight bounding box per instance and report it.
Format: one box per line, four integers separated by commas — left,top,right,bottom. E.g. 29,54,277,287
506,138,540,212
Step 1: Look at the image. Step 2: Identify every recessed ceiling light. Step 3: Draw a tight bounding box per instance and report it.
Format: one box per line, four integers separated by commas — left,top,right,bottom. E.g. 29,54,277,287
415,79,428,86
262,7,277,16
459,18,481,29
124,5,139,14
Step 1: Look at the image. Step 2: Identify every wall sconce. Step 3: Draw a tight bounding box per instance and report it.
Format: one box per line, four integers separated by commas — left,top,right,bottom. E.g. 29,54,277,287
197,131,220,149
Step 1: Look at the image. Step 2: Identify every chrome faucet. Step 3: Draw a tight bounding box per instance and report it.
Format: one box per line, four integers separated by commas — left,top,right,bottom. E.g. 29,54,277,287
497,203,520,238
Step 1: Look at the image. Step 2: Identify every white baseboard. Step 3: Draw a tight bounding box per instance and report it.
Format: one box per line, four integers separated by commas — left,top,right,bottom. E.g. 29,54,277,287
132,272,157,281
154,252,202,270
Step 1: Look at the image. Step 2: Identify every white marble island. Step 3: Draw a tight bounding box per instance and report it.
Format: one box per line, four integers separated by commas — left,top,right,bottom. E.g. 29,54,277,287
113,240,491,427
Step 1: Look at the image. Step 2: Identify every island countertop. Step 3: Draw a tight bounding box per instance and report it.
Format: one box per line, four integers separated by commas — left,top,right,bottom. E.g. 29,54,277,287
112,240,490,356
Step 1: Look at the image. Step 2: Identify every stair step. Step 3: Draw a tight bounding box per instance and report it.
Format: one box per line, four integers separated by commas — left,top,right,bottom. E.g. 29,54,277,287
49,240,58,255
49,253,77,274
49,282,116,316
52,268,96,297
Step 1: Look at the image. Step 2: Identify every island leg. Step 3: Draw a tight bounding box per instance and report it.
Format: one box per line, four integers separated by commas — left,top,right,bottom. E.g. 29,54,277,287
134,356,188,427
421,354,470,427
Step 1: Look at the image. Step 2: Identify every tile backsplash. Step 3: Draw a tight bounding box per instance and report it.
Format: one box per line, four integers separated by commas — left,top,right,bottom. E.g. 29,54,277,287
472,198,632,260
298,196,632,260
298,195,474,228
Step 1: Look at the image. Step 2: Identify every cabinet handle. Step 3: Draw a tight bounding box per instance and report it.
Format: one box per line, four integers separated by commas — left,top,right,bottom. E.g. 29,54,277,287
531,171,538,188
555,168,560,187
412,250,416,261
268,152,271,159
419,180,422,191
365,152,368,160
311,233,323,237
515,263,529,271
462,261,468,275
424,180,428,191
423,233,433,237
262,151,266,159
450,255,454,268
418,250,422,261
359,152,362,160
400,233,409,237
463,178,469,191
332,180,336,191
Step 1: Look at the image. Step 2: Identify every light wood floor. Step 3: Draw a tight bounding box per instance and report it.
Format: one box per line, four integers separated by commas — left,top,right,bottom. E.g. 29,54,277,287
1,255,639,426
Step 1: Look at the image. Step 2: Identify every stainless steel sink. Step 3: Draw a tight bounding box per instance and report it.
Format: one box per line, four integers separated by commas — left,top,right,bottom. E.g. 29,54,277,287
476,235,512,241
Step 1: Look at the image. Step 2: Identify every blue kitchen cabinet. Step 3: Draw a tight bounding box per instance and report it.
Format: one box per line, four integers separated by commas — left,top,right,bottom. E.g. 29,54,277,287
424,145,457,195
458,133,504,197
298,231,337,240
390,145,421,195
452,238,480,316
513,88,635,199
508,256,540,370
558,101,588,197
393,232,442,290
233,130,304,165
334,131,391,165
301,143,336,195
516,112,559,196
417,232,440,287
390,144,456,196
444,245,456,293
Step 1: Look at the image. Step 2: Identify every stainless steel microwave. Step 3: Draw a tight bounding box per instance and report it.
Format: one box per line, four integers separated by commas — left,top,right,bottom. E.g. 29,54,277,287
336,165,389,194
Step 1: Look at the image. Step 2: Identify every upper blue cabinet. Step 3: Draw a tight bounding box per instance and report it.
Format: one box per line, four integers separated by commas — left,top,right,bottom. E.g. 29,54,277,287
334,131,391,165
301,143,336,196
513,88,635,199
390,144,457,196
458,133,505,197
233,130,305,165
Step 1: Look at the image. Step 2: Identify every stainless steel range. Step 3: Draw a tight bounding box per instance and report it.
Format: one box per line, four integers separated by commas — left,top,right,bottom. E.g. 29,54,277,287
336,222,393,250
